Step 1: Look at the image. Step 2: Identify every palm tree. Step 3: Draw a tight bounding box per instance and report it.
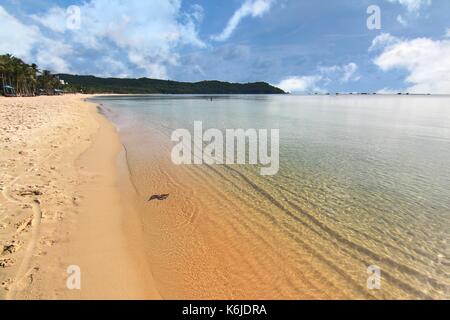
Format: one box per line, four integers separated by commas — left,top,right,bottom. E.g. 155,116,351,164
39,70,52,93
0,56,6,87
0,54,14,87
0,53,65,96
29,64,39,95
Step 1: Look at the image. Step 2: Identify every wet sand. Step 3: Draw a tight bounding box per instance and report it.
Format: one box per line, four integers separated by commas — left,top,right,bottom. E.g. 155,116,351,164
119,126,359,300
0,95,159,299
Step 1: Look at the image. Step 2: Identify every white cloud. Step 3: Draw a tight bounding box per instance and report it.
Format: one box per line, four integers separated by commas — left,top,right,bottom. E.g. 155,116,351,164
372,33,450,94
35,39,73,73
0,6,73,73
386,0,432,12
319,62,360,83
211,0,274,42
446,28,450,38
0,6,40,60
342,63,359,82
275,75,323,93
276,62,360,93
190,4,205,23
31,7,67,33
377,87,402,94
93,57,130,78
369,33,401,51
40,0,205,78
397,15,408,26
2,1,205,78
386,0,431,25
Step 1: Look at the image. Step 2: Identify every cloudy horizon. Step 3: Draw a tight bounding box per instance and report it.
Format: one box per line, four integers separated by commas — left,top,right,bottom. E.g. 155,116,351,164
1,0,449,93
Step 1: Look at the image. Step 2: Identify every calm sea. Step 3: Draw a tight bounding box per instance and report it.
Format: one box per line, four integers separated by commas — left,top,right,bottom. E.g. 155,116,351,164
92,95,450,299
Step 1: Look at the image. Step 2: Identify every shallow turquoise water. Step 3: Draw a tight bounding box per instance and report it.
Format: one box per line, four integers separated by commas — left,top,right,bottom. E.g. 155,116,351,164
93,95,450,299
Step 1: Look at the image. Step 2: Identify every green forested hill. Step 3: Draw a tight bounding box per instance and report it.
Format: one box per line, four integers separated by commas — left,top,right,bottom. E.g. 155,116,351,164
57,74,285,94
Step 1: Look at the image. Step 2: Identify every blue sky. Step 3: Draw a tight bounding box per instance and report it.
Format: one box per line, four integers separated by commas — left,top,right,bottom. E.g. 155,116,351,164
1,0,450,93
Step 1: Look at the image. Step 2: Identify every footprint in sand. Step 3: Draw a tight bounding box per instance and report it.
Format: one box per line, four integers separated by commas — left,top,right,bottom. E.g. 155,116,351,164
1,278,13,291
1,240,23,255
15,216,33,234
0,257,15,268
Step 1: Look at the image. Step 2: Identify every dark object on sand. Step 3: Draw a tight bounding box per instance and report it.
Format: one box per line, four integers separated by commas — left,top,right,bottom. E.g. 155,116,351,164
148,194,169,202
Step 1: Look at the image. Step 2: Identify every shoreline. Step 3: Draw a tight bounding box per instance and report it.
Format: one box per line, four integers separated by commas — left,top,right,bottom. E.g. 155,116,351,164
95,95,450,300
0,95,160,299
2,94,448,300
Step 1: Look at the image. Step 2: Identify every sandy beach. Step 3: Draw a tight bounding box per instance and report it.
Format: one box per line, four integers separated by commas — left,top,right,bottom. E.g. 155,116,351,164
0,95,160,299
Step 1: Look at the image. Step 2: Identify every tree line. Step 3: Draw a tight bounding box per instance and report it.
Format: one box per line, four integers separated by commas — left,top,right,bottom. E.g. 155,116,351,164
0,54,67,96
1,53,286,96
57,74,286,95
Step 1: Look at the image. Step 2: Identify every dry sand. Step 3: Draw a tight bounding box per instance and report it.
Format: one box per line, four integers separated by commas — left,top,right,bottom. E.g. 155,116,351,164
0,95,160,299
